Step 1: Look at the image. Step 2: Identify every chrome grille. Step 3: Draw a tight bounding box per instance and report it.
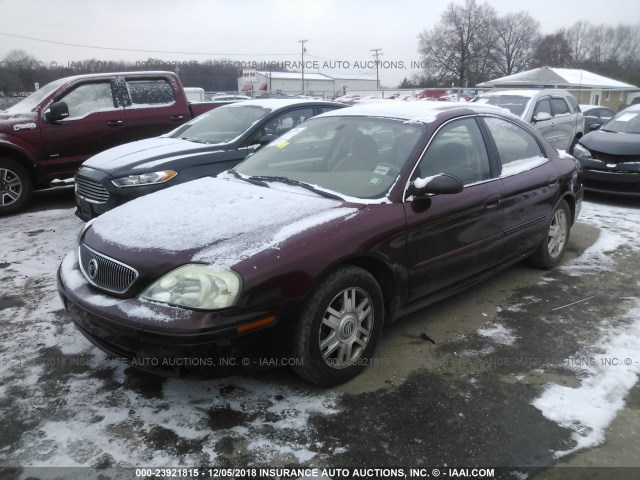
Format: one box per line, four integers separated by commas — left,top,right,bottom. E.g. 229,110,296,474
75,175,110,203
78,243,138,294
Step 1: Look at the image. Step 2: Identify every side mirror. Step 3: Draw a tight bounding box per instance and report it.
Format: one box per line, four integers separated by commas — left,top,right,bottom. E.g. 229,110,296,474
253,133,278,146
589,123,601,131
408,173,464,198
533,111,552,123
44,101,69,122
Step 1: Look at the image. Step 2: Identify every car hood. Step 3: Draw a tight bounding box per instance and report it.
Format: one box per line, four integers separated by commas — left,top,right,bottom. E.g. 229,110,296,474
84,176,358,270
580,130,640,156
0,111,38,133
82,136,229,175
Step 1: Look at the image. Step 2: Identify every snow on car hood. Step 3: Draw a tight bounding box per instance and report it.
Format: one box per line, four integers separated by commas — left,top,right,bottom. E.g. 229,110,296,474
82,136,227,174
88,177,358,268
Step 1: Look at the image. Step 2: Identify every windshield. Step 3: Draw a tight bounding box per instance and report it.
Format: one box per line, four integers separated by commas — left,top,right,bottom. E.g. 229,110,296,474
235,116,426,200
168,105,271,143
601,109,640,134
4,78,68,114
473,95,530,117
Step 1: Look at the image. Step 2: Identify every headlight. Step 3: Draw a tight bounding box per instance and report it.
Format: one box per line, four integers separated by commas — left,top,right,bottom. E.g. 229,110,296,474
139,265,242,310
573,144,593,161
111,170,177,188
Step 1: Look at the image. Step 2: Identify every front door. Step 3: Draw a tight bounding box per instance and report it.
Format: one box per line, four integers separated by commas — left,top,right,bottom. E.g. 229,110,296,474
404,117,504,301
39,79,126,179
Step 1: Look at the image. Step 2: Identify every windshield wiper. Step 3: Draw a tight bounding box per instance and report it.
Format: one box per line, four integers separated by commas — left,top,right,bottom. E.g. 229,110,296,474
180,137,208,144
228,169,269,187
248,175,344,200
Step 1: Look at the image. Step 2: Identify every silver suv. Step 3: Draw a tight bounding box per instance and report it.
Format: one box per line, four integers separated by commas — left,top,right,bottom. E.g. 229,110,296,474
473,89,585,152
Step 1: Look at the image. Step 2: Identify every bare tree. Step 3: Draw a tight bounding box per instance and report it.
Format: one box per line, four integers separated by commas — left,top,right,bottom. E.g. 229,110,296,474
491,12,540,76
560,21,590,66
418,0,496,86
531,33,573,68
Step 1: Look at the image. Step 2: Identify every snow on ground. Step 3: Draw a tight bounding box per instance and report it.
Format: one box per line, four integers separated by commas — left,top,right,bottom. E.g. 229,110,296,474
532,301,640,458
0,205,338,470
2,193,640,470
530,199,640,457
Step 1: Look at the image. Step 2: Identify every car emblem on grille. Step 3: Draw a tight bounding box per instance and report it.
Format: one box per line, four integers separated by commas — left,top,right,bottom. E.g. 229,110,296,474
88,259,99,280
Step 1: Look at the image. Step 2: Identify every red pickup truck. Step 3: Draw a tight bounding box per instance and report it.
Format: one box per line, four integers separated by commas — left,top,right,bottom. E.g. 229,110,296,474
0,71,226,214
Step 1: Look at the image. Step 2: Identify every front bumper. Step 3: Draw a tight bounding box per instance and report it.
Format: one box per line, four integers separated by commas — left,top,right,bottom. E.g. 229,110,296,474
578,158,640,197
57,253,302,378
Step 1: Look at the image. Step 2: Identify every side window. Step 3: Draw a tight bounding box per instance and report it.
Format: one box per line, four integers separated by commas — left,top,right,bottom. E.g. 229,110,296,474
565,94,579,113
58,82,115,119
319,106,339,114
415,118,491,186
261,108,315,136
483,117,547,177
534,98,551,117
126,79,175,105
551,98,570,116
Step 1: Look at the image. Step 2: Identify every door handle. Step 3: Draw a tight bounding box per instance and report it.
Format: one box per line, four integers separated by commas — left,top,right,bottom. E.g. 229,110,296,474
485,194,502,210
170,115,185,121
107,120,124,127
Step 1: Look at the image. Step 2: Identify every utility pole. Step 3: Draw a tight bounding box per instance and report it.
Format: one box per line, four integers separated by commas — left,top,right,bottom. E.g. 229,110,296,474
300,39,308,95
370,48,382,91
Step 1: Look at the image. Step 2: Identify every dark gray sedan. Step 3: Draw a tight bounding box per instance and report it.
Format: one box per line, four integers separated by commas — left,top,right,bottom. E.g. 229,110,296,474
74,99,344,220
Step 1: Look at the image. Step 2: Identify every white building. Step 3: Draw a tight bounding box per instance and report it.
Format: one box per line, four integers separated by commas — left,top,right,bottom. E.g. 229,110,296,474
238,70,378,98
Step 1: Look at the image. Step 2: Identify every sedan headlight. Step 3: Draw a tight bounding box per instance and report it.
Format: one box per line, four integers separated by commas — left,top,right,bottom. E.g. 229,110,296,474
111,170,177,188
139,265,241,310
573,144,593,161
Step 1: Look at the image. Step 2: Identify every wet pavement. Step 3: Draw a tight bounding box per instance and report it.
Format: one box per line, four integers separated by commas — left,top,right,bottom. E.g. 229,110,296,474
0,188,639,479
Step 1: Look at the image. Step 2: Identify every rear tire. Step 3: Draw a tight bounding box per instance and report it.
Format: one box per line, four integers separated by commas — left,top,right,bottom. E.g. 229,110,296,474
529,200,571,269
291,266,384,386
0,158,33,215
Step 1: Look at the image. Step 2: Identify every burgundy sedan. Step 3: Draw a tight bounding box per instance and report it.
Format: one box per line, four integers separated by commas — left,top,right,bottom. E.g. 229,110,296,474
58,102,583,386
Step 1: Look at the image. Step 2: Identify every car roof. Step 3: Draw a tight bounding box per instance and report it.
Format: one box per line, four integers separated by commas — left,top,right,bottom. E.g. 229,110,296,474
622,104,640,112
580,104,613,111
478,89,571,98
316,100,510,123
219,98,342,110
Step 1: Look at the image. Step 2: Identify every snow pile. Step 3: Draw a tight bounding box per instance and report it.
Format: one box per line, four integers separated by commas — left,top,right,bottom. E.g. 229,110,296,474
477,323,518,346
562,200,639,276
532,301,640,457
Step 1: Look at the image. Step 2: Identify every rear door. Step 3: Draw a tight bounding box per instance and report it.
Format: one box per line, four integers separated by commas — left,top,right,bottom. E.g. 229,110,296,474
549,96,574,150
39,78,126,178
404,117,504,301
120,76,189,142
481,115,559,259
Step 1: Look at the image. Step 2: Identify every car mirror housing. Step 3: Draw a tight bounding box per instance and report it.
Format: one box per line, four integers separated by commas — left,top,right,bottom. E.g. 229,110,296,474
409,173,464,198
589,123,602,131
533,111,552,123
44,101,70,122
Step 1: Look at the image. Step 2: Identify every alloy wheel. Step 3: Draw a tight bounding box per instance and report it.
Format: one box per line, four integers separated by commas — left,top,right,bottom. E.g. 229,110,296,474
318,287,374,369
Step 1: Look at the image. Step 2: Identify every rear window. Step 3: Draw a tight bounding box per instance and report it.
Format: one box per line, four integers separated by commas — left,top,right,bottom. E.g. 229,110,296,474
126,79,175,105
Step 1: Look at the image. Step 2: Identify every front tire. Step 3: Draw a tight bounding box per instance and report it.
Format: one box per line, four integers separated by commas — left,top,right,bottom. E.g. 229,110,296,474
529,200,571,269
291,266,384,386
0,158,33,215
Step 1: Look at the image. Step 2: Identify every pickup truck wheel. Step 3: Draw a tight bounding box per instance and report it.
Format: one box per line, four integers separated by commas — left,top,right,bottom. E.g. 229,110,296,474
291,266,384,386
529,200,570,269
0,159,33,215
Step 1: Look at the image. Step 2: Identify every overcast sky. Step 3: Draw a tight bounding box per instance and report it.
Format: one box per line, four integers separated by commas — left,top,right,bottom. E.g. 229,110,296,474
1,0,639,87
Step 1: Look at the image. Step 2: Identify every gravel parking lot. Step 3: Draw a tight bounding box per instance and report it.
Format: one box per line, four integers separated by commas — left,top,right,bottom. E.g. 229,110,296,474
1,186,639,479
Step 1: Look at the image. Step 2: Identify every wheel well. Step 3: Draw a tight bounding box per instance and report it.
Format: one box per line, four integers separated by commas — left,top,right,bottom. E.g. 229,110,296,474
312,256,400,324
0,147,37,183
561,194,576,224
